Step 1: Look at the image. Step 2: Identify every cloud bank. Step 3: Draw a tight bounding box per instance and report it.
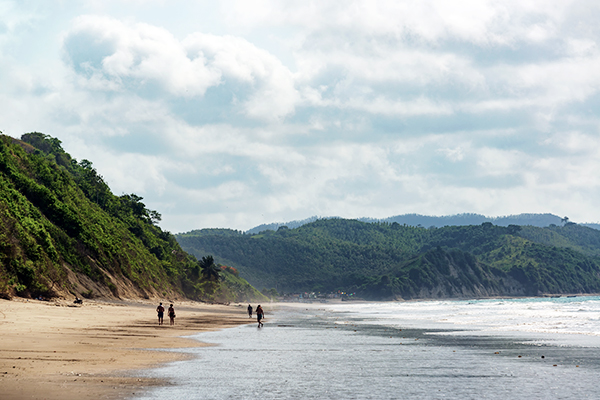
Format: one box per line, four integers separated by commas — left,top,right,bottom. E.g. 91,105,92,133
1,0,600,231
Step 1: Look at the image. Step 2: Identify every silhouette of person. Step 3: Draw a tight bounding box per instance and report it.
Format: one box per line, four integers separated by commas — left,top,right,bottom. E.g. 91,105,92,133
168,304,176,325
156,302,165,325
256,305,264,327
247,304,253,318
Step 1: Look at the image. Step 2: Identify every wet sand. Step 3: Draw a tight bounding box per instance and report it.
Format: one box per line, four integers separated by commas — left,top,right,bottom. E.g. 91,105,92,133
131,303,599,400
0,298,252,400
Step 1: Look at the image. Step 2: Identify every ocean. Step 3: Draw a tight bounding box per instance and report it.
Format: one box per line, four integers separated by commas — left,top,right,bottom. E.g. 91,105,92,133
134,296,600,399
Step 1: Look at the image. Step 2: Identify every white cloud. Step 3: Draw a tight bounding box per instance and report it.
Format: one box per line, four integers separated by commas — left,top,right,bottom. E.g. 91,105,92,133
184,32,299,121
476,148,527,179
62,15,298,121
2,1,600,231
0,2,40,46
227,0,576,45
63,16,221,95
438,146,467,162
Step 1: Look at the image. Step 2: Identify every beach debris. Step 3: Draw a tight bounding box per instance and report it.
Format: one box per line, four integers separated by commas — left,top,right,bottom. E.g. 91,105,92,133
518,355,522,358
494,352,500,354
541,356,545,358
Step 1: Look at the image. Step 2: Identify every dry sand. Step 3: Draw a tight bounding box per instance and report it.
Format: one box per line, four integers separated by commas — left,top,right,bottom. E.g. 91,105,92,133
0,297,252,400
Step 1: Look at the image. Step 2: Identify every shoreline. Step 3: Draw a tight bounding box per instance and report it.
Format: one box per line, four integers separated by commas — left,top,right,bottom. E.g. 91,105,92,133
278,292,600,305
2,294,596,399
131,301,600,400
0,297,253,400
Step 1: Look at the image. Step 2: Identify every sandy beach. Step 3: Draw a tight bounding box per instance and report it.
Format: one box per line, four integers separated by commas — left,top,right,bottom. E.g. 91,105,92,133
0,297,253,400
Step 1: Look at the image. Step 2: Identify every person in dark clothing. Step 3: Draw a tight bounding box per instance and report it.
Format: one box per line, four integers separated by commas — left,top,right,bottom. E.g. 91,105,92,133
247,304,253,318
156,302,165,325
256,305,264,327
168,304,176,325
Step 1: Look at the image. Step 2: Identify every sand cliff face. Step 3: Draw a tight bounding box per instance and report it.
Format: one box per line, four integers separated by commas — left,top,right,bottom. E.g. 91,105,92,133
391,248,529,300
408,268,528,300
62,264,167,300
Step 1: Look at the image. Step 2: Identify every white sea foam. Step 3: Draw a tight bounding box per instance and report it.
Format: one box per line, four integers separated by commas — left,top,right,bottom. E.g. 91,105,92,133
135,298,600,400
325,296,600,346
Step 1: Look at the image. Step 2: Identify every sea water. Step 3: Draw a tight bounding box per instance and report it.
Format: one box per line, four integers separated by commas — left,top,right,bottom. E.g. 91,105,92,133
134,296,600,399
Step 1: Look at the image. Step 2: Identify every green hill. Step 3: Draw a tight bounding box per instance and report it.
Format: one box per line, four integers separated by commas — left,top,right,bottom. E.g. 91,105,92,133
0,133,265,303
176,219,600,300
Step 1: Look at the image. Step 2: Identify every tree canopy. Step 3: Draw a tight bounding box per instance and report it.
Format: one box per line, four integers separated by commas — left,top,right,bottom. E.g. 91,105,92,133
0,133,265,302
177,218,600,300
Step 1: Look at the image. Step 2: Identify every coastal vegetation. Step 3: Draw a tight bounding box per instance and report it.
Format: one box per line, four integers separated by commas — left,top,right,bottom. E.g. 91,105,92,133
0,133,265,302
4,131,599,302
176,219,600,300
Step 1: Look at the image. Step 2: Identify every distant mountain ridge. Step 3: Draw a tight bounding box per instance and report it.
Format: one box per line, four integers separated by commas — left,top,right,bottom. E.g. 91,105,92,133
245,216,324,234
245,213,600,234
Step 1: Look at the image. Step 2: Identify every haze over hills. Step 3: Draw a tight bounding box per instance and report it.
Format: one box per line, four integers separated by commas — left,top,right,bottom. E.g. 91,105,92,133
245,213,600,234
0,133,265,302
177,219,600,300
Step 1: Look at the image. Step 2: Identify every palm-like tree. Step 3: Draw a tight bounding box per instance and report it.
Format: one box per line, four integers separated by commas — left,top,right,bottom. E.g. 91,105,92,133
199,255,220,282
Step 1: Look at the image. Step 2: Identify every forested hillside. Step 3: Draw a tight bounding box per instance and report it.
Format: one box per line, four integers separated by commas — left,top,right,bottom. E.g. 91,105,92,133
177,219,600,300
0,133,265,302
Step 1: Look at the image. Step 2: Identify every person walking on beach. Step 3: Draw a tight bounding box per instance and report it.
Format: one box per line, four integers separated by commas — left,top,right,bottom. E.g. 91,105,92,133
256,305,264,327
247,304,253,318
168,304,176,325
156,302,165,325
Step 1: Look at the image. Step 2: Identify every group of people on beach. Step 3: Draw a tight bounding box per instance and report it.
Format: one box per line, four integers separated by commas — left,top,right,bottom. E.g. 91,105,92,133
155,302,264,328
156,302,176,325
247,304,264,327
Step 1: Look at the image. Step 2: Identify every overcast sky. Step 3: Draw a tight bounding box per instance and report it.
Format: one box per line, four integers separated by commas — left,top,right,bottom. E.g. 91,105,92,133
1,0,600,232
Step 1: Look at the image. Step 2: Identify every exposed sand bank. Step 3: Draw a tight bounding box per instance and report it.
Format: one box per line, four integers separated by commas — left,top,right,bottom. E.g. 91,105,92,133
0,298,252,400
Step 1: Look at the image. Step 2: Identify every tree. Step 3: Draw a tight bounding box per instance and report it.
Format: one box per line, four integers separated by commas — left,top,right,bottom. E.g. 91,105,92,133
21,132,63,155
561,216,569,226
117,194,161,224
261,287,279,298
149,210,162,225
199,256,220,281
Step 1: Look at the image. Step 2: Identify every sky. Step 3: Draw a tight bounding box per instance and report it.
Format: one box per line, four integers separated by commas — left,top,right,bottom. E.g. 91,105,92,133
1,0,600,233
